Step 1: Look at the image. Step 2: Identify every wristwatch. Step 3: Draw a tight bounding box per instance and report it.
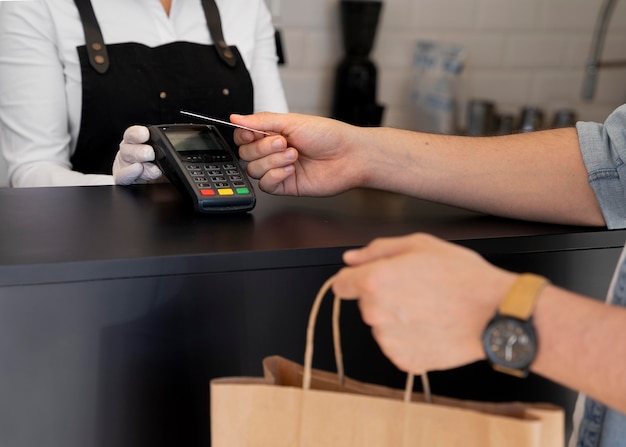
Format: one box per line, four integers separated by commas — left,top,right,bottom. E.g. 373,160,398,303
481,273,549,378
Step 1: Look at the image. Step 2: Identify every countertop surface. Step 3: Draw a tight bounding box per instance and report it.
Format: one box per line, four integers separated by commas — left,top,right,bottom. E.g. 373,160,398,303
1,183,623,284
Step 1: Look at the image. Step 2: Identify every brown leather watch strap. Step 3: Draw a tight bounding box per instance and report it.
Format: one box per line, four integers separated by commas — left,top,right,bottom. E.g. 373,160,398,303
499,273,549,320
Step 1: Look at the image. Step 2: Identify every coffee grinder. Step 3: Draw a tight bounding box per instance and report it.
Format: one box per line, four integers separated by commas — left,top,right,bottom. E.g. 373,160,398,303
331,0,384,127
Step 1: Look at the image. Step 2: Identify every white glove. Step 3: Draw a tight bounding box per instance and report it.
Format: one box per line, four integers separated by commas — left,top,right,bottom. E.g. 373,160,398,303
112,125,163,185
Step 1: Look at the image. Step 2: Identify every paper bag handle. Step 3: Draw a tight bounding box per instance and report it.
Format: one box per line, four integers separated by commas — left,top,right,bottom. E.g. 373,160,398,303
303,275,432,404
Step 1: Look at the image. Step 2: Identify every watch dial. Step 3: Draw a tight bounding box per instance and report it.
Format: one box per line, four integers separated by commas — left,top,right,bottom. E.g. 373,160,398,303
483,317,537,370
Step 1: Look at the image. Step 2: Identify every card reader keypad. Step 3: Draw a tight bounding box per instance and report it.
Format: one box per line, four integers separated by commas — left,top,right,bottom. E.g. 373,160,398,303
182,153,251,197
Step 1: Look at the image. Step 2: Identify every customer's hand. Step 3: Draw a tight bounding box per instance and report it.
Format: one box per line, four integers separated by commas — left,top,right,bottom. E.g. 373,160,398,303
332,233,516,374
232,112,365,196
112,125,163,185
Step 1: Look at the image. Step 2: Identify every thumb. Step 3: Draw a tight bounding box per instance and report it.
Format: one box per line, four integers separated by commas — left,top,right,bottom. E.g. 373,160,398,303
343,234,427,266
230,112,285,135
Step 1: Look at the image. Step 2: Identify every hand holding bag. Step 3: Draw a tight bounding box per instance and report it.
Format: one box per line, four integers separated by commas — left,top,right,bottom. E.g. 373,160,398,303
210,275,564,446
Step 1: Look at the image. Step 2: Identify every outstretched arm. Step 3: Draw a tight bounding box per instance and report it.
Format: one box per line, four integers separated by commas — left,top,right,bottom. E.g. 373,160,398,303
233,113,604,227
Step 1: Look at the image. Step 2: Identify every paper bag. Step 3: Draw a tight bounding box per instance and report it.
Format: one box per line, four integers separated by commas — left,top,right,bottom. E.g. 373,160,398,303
211,276,564,447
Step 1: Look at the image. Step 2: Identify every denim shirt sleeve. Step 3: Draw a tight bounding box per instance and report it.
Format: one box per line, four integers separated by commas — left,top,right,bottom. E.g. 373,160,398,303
577,103,626,229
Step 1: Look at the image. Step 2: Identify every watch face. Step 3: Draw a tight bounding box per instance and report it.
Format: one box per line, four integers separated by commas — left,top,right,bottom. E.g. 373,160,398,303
483,316,537,371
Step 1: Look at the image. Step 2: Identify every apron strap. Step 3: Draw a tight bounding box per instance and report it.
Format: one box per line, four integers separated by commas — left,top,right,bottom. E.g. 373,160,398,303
201,0,238,68
73,0,237,73
73,0,110,74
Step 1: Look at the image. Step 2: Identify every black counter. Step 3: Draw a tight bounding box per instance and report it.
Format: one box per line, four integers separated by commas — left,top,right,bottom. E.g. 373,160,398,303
0,183,624,446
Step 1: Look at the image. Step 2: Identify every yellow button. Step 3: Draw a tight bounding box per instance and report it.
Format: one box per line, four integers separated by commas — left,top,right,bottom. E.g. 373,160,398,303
217,188,234,196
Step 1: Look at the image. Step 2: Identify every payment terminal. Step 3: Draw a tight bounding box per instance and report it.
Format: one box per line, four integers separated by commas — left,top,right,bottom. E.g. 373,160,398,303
148,124,256,213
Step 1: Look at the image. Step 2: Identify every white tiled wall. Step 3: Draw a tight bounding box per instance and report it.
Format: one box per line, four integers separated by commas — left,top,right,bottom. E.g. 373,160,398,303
273,0,626,130
0,139,6,186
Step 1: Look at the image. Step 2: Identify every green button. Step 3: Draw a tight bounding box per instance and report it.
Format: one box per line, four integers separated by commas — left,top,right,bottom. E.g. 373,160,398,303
236,187,250,195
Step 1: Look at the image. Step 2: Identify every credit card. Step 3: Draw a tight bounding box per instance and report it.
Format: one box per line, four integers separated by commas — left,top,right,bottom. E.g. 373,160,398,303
180,111,271,135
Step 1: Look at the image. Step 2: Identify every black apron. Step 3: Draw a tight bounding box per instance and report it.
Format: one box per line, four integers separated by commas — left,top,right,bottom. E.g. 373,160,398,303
72,0,254,175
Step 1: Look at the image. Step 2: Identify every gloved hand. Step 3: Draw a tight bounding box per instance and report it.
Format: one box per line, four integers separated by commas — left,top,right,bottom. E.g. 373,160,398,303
112,125,163,185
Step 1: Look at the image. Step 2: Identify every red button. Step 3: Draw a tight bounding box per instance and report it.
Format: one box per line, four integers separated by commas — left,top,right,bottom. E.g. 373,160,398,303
200,189,215,196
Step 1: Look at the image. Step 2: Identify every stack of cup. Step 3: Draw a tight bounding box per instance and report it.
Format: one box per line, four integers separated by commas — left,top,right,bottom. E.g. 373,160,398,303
466,100,496,136
519,107,544,132
466,101,578,136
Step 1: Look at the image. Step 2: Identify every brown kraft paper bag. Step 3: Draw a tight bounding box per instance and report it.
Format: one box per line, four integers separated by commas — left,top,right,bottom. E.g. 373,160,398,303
211,276,564,447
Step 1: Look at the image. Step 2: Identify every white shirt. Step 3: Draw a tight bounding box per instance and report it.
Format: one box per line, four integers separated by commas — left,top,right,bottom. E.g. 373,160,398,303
0,0,288,187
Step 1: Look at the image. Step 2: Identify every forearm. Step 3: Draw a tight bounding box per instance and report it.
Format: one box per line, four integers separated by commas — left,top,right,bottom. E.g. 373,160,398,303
11,163,113,187
356,127,605,227
532,285,626,413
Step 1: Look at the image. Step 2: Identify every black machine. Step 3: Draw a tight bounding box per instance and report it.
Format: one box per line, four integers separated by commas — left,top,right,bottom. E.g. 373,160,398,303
148,124,256,213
